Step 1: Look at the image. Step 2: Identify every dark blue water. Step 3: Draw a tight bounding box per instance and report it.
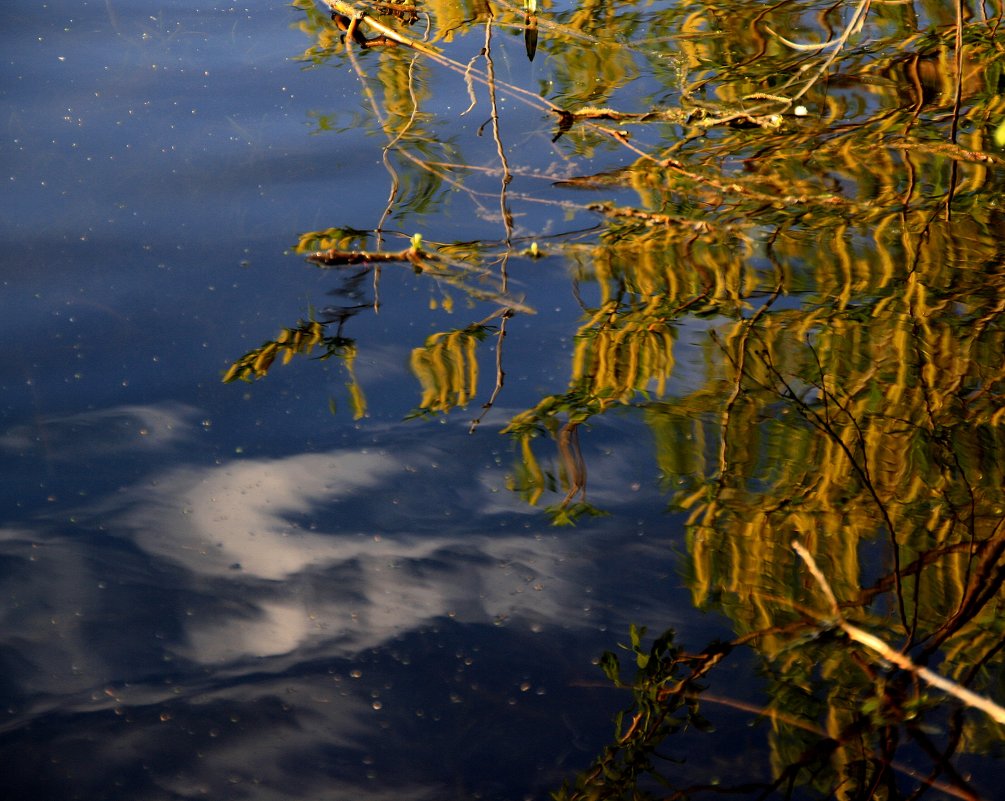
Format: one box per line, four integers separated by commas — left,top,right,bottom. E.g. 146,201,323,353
0,3,738,797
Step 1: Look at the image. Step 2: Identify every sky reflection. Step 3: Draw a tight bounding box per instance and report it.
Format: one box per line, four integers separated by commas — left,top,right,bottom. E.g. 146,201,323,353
0,397,690,673
0,398,697,800
0,4,715,798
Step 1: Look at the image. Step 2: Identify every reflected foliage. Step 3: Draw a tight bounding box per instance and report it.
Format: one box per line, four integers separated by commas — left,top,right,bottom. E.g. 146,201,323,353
227,0,1005,796
555,625,729,801
223,316,367,419
409,323,490,415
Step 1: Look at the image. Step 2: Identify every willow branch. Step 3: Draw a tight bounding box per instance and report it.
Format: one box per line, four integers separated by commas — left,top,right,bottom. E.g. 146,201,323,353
792,540,1005,726
326,0,442,56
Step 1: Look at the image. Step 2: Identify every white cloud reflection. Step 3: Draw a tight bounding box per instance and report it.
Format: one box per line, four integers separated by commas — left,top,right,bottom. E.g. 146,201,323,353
117,447,582,664
0,402,686,800
124,450,402,581
0,403,598,672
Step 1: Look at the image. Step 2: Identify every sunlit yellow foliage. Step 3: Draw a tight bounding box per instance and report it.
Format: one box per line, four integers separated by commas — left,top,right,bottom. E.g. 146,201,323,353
570,297,676,402
409,325,483,413
223,319,367,418
223,321,328,382
282,2,1005,795
294,227,371,254
506,432,546,507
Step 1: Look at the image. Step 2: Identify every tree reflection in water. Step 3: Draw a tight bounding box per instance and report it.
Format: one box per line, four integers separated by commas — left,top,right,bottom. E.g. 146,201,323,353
222,1,1005,797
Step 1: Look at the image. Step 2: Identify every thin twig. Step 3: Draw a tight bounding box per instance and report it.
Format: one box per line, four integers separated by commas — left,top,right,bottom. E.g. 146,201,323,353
792,540,1005,726
771,0,873,103
469,311,511,433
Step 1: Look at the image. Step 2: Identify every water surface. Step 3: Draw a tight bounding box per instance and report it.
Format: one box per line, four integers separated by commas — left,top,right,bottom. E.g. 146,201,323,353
3,1,1004,799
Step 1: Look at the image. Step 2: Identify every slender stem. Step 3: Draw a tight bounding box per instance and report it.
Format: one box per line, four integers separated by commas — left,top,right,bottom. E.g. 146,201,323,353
793,541,1005,726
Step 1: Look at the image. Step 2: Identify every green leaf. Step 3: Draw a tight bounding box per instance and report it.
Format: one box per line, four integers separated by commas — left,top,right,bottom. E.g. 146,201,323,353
629,623,646,651
599,651,621,685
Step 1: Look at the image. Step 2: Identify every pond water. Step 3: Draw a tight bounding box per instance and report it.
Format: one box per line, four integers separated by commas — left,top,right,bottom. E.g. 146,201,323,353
3,1,1005,799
